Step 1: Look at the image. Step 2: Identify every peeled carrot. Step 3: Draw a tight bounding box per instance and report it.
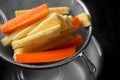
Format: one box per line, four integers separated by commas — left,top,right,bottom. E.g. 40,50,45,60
15,46,76,63
51,34,84,50
1,4,50,35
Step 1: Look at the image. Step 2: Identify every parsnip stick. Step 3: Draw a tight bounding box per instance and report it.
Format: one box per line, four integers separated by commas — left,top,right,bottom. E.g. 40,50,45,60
12,19,43,40
11,24,61,49
27,13,67,35
14,27,76,54
15,7,70,16
0,28,24,46
14,35,73,54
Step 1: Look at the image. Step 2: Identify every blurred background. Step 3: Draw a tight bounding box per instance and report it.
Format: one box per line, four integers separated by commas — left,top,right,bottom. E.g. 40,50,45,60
0,0,119,80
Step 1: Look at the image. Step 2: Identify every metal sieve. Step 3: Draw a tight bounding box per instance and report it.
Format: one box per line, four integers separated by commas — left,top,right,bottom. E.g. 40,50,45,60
0,0,92,69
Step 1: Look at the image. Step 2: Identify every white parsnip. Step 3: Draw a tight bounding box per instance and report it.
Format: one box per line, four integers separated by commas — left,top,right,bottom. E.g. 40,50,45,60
14,35,73,54
76,13,91,27
27,13,67,35
11,24,62,49
15,7,70,16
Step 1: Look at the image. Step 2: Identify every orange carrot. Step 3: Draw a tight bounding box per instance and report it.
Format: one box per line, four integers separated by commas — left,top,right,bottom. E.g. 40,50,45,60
1,4,50,35
72,17,83,29
15,46,76,63
51,34,84,50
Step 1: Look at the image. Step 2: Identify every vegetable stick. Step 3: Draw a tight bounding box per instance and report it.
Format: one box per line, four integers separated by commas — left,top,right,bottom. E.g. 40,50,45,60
15,10,31,17
0,18,46,46
63,15,73,29
14,27,76,54
12,18,46,40
0,16,48,46
12,20,41,40
12,11,49,40
1,4,50,35
14,46,76,63
0,28,24,46
27,13,68,36
49,7,70,14
34,35,73,51
14,35,73,54
51,34,84,50
37,27,76,51
72,13,91,28
15,7,70,16
12,24,62,49
27,13,91,36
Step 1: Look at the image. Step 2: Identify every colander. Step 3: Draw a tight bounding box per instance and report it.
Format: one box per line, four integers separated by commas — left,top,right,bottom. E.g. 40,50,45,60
0,0,92,69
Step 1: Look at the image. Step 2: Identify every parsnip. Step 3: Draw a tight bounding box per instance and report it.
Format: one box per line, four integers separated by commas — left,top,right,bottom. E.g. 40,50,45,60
0,18,46,46
34,35,73,51
15,7,70,16
63,15,73,29
27,13,67,35
14,27,76,55
76,13,91,27
0,16,48,46
49,7,70,14
11,24,62,49
0,28,24,46
14,35,73,54
12,19,43,40
68,15,73,20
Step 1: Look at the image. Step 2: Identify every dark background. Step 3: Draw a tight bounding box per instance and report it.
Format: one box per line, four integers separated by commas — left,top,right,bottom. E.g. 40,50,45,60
83,0,119,80
0,0,119,80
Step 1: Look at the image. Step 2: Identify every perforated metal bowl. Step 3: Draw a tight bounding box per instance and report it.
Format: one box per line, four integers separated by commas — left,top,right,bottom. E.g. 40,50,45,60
0,0,92,69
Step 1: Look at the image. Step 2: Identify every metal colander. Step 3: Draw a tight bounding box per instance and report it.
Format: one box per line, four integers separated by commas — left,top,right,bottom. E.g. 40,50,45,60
0,0,92,69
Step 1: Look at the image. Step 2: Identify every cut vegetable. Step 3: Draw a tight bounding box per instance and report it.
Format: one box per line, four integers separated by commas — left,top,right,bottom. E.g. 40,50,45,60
14,35,73,54
63,15,73,29
12,20,40,40
52,34,84,50
15,46,76,63
12,18,47,40
15,7,70,16
72,13,91,28
0,28,24,46
12,24,62,49
14,27,76,54
27,13,69,35
49,7,70,14
1,4,50,35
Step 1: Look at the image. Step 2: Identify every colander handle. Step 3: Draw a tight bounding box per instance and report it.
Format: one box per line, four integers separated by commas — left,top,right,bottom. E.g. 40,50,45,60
79,52,96,76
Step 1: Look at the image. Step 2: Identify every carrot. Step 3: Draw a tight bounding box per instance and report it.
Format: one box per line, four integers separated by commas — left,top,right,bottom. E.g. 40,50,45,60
1,4,50,35
15,46,76,63
51,34,84,50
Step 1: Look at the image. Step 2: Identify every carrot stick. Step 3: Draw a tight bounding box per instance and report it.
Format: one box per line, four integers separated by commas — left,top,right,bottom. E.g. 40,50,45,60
15,46,76,63
1,4,50,35
51,34,84,50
